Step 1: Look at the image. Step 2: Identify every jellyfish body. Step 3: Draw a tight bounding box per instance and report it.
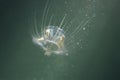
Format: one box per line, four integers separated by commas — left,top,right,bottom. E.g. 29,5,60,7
33,26,66,56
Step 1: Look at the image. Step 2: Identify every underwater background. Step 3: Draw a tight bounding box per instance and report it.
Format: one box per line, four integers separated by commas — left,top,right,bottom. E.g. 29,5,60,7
0,0,120,80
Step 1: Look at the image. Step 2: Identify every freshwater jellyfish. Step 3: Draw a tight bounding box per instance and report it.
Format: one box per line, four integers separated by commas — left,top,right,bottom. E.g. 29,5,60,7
32,0,95,56
32,15,93,56
32,25,67,56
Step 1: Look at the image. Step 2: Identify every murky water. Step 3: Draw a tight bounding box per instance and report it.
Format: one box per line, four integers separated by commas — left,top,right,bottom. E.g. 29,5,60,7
0,0,120,80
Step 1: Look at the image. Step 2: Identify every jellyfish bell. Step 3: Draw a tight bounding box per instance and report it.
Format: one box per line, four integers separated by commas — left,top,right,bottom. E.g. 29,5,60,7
32,26,67,56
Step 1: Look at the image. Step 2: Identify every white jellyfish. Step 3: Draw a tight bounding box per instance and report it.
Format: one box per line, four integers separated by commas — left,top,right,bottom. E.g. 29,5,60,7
32,25,67,56
32,0,95,56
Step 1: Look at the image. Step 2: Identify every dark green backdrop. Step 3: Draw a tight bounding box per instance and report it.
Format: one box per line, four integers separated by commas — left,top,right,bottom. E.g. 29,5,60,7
0,0,120,80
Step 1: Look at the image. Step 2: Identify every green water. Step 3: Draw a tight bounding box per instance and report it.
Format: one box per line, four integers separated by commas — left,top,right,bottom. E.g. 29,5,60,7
0,0,120,80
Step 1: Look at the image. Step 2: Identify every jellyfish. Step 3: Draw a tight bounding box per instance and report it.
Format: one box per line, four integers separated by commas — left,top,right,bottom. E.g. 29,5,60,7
32,26,67,56
32,0,95,56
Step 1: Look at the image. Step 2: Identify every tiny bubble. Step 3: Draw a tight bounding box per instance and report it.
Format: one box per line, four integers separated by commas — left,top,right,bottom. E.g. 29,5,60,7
76,42,79,45
71,65,75,68
85,14,88,16
65,1,67,4
66,53,69,56
83,27,86,30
